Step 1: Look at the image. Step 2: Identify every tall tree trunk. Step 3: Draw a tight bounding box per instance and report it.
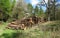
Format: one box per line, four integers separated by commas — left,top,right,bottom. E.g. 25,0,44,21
47,0,51,21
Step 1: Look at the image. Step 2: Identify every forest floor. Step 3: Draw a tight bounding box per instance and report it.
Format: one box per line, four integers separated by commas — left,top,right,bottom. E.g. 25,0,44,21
0,21,60,38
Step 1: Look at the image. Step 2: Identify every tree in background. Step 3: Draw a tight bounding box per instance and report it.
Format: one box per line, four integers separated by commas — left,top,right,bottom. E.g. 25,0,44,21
27,3,33,15
34,6,39,16
0,0,12,22
38,7,44,17
49,0,57,21
55,5,60,20
38,0,60,21
34,5,44,17
46,0,60,21
0,0,30,22
12,0,28,20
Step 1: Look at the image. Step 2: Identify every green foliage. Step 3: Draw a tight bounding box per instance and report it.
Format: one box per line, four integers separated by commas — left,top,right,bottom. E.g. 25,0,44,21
12,0,28,19
0,0,16,22
34,6,44,17
34,6,39,15
27,3,33,14
0,0,11,14
38,7,44,17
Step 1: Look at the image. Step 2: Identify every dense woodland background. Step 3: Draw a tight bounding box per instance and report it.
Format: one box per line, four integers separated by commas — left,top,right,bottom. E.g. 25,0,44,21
0,0,60,22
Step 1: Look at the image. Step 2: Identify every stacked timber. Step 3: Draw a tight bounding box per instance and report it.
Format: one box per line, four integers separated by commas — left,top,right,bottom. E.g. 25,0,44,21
6,16,47,30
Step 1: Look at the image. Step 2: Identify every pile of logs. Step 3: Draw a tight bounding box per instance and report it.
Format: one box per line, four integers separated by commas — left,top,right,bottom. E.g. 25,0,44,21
6,16,47,30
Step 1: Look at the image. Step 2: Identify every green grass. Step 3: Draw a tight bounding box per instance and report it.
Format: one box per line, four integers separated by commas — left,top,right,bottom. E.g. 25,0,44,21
0,21,60,38
0,28,51,38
